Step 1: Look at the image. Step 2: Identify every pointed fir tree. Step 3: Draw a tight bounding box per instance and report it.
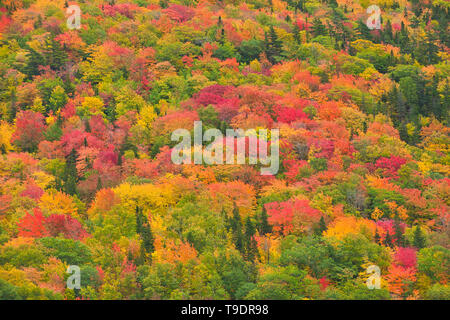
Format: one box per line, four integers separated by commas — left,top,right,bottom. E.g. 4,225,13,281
140,219,155,255
293,23,301,44
63,148,78,196
85,120,91,133
264,26,283,64
45,38,68,71
96,177,102,191
413,225,426,249
384,231,393,247
311,18,327,37
318,216,327,235
374,228,381,245
430,75,441,120
259,204,272,235
384,20,393,44
8,90,17,123
55,176,62,191
305,16,310,42
393,216,405,247
441,79,450,121
219,28,226,45
23,47,43,80
398,21,410,53
136,206,143,234
269,25,282,57
229,203,244,253
34,15,43,29
329,0,338,8
244,216,257,262
136,206,155,260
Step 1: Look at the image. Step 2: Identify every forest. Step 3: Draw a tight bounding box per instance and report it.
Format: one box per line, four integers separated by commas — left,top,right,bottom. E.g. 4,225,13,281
0,0,448,300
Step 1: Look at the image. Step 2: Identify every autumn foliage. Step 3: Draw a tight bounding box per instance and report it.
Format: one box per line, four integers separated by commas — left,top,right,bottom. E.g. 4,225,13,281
0,0,448,301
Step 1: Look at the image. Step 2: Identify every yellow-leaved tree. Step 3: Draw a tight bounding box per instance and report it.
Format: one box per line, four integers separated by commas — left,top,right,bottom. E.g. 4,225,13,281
0,121,14,154
324,215,376,240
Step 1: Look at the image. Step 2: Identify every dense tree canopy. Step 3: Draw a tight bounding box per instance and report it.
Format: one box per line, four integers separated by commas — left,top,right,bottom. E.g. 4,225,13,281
0,0,448,300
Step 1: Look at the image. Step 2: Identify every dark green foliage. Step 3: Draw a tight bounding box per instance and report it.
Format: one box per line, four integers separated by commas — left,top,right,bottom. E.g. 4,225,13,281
314,216,327,236
309,157,328,172
374,229,381,245
22,47,43,80
244,217,257,262
44,122,63,142
292,23,301,44
63,148,78,196
96,176,102,190
136,207,155,262
44,39,68,71
413,226,426,249
228,204,244,253
0,279,21,300
312,18,327,38
238,39,264,64
393,217,405,247
264,26,283,64
258,205,272,235
39,237,92,265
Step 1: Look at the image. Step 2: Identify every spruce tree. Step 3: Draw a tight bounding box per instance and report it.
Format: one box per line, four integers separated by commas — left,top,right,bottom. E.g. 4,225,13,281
244,217,257,262
45,38,68,71
8,90,17,123
96,177,102,191
311,18,327,37
430,75,441,119
384,20,393,44
298,0,305,12
305,16,310,42
293,23,301,44
441,79,450,121
264,26,283,64
398,21,410,53
394,217,405,247
229,203,244,253
55,177,62,191
356,19,372,41
423,30,440,65
269,25,282,57
136,206,143,234
34,15,43,29
141,220,155,255
136,206,155,261
63,148,78,196
318,216,327,235
259,205,272,235
374,229,381,245
413,226,426,249
23,47,43,80
120,135,138,159
85,120,91,133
